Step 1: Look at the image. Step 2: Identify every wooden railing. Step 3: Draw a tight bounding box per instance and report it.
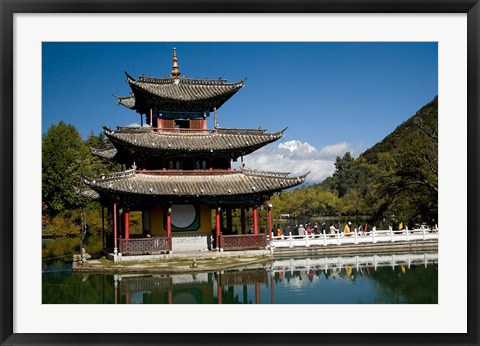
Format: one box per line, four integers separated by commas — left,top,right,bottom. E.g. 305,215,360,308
270,227,439,249
140,169,238,175
219,234,267,250
152,128,215,134
119,236,171,255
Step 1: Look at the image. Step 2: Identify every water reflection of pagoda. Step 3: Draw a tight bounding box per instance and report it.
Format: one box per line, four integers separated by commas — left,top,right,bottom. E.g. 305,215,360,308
81,48,307,259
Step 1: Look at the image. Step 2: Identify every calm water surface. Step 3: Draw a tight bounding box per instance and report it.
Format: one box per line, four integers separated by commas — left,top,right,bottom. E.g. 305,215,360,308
43,250,438,304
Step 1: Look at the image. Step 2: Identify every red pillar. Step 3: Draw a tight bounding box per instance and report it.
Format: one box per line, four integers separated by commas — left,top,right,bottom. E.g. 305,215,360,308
166,207,172,238
216,208,221,250
113,202,118,251
253,206,259,235
255,282,260,304
123,209,130,240
202,118,207,129
241,208,246,234
267,202,273,240
158,116,163,129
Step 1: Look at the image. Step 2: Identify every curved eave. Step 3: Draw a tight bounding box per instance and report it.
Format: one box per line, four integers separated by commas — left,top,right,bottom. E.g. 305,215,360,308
75,188,100,200
90,146,118,159
82,169,306,198
116,95,135,110
121,72,244,113
103,127,284,157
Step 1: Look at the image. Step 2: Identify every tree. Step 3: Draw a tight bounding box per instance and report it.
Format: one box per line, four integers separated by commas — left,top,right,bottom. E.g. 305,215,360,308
42,121,91,215
334,152,354,173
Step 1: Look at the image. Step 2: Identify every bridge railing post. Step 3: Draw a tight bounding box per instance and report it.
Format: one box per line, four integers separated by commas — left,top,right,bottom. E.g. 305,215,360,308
406,226,410,241
422,227,426,240
390,227,394,242
337,231,341,245
372,227,376,243
323,230,327,246
354,229,358,244
305,233,309,247
289,233,293,248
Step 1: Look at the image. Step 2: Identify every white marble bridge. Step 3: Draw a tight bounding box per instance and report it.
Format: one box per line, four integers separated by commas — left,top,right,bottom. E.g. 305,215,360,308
270,227,438,249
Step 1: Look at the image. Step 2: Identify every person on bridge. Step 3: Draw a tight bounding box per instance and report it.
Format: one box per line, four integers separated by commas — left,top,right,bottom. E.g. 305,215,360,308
343,222,351,235
363,222,369,235
272,225,278,237
329,223,336,235
321,222,327,235
283,224,291,237
298,224,306,236
306,224,312,235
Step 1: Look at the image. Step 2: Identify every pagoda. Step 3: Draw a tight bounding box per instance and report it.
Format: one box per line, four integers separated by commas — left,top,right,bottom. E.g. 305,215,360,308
80,48,307,259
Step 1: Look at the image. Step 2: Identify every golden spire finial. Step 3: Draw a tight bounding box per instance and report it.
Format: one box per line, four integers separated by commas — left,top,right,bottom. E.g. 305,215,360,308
171,47,181,77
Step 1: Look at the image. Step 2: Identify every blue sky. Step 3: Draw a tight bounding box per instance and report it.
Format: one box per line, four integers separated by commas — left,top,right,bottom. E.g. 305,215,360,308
42,42,437,182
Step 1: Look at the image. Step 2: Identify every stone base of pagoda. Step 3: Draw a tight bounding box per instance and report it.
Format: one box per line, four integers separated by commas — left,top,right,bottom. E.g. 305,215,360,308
108,252,173,262
172,235,210,252
106,249,271,263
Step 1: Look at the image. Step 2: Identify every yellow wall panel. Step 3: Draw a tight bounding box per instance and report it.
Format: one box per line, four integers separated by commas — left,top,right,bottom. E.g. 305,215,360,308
149,204,212,236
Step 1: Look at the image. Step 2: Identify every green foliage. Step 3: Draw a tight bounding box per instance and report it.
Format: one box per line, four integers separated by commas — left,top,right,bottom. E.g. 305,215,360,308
42,122,121,235
361,97,438,223
272,96,438,225
42,121,91,214
43,209,82,237
271,186,342,219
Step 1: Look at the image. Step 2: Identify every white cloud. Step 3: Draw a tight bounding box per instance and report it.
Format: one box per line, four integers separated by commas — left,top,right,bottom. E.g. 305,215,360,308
238,139,358,184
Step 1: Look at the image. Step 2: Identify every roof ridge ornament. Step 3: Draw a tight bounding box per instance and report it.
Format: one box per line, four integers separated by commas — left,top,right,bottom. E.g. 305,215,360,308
170,47,181,77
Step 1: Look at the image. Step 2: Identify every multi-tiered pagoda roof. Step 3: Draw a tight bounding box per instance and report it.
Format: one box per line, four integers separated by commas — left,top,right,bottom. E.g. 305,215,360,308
84,48,306,204
79,47,307,254
115,48,245,118
116,74,245,116
92,126,286,162
80,168,307,207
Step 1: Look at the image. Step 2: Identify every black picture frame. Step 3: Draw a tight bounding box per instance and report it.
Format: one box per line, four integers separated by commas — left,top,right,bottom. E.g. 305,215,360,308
1,1,478,345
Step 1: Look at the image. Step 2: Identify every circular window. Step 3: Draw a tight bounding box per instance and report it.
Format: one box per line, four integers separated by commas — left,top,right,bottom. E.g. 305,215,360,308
171,204,196,229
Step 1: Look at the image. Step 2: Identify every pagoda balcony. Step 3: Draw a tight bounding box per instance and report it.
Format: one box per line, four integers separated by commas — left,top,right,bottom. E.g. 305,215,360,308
137,169,239,175
219,234,267,251
114,125,272,135
119,236,172,256
152,128,216,134
115,126,215,134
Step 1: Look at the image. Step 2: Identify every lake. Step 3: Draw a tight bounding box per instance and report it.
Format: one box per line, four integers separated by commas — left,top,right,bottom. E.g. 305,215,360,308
43,247,437,304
